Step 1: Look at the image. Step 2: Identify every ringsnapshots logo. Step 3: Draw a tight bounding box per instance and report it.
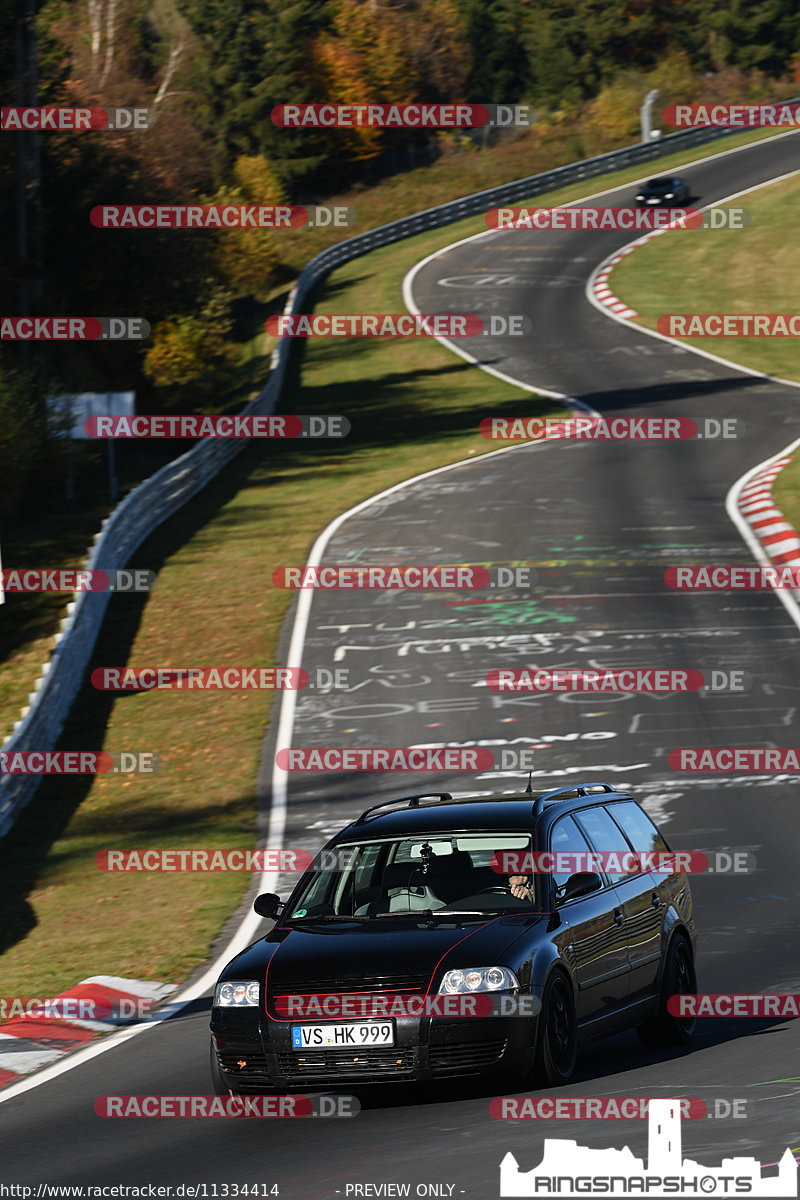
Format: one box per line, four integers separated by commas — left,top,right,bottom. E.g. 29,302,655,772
499,1098,797,1197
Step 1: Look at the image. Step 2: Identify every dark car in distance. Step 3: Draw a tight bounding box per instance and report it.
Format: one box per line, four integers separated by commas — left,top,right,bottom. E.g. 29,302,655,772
635,176,691,204
210,782,697,1093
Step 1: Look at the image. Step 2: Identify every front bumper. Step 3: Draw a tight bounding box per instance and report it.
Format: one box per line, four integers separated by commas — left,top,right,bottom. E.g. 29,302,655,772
210,1005,536,1089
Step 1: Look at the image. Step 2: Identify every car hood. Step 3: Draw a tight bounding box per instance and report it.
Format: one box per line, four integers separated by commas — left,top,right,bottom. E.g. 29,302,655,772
223,914,544,990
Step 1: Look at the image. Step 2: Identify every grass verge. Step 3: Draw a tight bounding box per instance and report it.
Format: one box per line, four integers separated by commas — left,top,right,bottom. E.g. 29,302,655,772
610,166,800,539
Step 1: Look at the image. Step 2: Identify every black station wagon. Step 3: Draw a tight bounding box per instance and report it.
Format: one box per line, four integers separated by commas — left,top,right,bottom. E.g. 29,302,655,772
210,782,697,1093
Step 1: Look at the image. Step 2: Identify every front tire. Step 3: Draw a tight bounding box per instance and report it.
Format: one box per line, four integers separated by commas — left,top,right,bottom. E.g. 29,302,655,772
532,972,578,1087
637,932,696,1048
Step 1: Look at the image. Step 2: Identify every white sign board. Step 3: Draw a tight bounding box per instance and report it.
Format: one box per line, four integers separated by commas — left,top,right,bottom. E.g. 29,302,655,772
46,391,136,440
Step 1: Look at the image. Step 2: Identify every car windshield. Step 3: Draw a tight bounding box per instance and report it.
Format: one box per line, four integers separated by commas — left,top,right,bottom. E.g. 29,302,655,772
284,833,538,920
647,178,672,188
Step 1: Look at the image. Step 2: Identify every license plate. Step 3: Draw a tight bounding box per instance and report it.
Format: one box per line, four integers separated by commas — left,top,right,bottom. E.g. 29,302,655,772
291,1022,394,1049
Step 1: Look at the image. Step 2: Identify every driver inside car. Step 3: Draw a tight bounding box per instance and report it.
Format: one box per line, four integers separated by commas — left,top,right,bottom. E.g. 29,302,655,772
508,874,533,901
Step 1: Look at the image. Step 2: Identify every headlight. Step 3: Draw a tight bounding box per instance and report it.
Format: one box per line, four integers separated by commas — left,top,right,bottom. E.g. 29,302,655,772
214,980,260,1007
664,193,674,199
439,966,519,994
635,194,644,200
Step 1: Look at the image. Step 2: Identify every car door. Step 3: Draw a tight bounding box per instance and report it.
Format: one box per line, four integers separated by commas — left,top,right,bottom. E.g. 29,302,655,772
574,805,663,1004
548,814,630,1025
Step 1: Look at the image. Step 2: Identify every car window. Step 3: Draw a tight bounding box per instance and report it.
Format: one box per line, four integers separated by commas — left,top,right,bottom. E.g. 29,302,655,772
607,802,669,856
573,805,634,884
549,814,596,896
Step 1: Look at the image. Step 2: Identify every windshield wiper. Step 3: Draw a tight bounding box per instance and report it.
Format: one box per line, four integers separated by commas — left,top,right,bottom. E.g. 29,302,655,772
374,909,489,920
285,914,362,923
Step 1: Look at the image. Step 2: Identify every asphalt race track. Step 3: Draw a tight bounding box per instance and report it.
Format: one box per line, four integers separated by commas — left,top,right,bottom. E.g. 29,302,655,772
4,133,800,1197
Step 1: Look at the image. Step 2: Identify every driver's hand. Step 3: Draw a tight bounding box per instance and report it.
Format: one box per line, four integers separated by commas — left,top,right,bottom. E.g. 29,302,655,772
509,875,533,900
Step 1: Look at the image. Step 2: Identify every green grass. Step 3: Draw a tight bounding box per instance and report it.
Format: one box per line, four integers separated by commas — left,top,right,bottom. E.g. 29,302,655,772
611,172,800,380
611,167,800,538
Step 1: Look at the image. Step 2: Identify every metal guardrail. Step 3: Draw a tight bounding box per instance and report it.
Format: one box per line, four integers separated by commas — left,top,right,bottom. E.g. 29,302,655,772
0,117,772,835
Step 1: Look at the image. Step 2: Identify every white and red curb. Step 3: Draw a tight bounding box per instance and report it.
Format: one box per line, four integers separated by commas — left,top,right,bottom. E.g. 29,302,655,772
736,456,800,567
0,975,175,1088
592,245,640,319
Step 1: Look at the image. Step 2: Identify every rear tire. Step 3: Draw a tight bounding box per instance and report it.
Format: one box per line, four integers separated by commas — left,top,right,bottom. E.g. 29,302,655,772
637,932,696,1048
532,972,578,1087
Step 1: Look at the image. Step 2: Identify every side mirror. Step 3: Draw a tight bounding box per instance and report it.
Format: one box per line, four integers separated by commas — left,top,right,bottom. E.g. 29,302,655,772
559,872,603,903
253,892,283,919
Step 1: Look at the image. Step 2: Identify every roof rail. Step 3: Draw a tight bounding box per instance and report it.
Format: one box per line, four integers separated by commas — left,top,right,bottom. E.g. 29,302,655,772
354,792,454,825
532,781,617,817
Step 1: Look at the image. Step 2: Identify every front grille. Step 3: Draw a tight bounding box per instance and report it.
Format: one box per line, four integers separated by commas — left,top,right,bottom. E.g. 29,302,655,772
271,974,429,996
277,1047,417,1082
428,1039,507,1076
217,1051,270,1079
